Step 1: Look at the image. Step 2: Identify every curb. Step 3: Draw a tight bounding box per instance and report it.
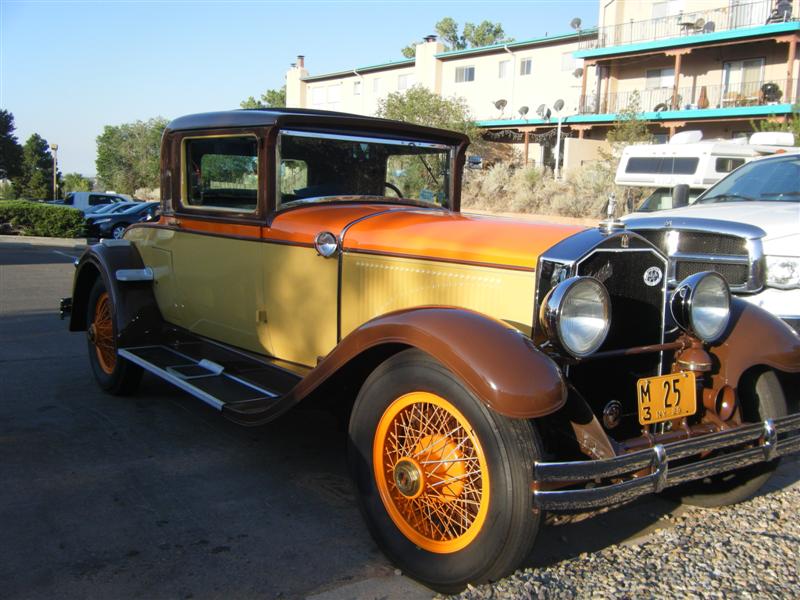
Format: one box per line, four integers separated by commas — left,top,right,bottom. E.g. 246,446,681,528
0,234,87,250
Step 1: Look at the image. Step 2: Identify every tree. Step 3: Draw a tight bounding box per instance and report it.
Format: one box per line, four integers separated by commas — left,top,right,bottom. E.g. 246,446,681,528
401,18,511,57
0,110,23,183
605,92,653,147
376,85,486,153
240,86,286,109
62,172,93,194
95,117,168,195
13,133,58,200
753,105,800,144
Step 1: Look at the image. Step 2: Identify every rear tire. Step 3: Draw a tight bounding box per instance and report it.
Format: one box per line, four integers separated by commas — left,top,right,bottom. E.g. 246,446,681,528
348,349,541,593
666,370,787,508
86,277,142,395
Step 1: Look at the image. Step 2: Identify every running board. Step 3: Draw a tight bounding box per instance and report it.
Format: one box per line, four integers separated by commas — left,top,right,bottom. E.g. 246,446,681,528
119,345,288,413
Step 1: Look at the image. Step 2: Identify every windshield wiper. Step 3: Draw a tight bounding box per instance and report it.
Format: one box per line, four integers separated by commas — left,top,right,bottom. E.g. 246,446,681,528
760,191,800,197
698,193,755,204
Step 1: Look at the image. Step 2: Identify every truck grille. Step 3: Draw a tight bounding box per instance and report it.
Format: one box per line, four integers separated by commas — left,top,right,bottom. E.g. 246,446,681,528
632,228,762,292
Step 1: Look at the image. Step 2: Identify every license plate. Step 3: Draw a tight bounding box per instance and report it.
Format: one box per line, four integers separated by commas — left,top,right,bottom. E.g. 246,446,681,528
636,371,697,425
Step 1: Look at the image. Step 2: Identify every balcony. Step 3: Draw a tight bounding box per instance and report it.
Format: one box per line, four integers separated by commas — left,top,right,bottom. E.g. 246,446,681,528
581,0,785,50
579,78,791,115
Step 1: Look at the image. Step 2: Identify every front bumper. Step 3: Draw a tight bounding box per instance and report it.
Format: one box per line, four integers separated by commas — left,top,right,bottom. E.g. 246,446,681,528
533,413,800,511
740,287,800,334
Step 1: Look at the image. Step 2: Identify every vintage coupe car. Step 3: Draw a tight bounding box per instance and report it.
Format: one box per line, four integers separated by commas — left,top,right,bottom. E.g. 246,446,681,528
62,109,800,592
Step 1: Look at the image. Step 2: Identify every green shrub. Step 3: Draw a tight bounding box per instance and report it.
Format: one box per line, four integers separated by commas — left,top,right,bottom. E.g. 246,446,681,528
0,200,85,237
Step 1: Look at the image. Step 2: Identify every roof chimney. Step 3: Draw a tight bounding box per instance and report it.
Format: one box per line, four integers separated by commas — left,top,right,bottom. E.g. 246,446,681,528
423,34,437,43
297,55,305,68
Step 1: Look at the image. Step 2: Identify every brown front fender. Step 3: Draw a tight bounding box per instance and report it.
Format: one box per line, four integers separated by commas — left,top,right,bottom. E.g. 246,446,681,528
710,298,800,389
293,307,566,419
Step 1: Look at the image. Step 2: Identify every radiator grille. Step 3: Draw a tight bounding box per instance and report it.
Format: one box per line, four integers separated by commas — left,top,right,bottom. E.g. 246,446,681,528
677,232,747,256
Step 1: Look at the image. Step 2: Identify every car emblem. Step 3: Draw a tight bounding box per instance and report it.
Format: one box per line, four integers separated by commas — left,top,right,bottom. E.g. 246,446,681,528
620,234,629,249
643,266,663,287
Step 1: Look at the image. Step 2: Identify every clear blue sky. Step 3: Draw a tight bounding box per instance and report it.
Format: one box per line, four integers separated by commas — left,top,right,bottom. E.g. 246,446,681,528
1,0,597,175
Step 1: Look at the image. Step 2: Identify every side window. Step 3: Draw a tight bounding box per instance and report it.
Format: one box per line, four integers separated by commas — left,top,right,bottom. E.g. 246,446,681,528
184,136,258,213
64,193,74,205
279,160,308,196
89,194,109,205
715,157,745,173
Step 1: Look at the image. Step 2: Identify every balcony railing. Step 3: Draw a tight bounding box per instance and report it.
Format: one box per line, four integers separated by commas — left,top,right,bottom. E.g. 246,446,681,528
579,79,791,115
581,0,784,50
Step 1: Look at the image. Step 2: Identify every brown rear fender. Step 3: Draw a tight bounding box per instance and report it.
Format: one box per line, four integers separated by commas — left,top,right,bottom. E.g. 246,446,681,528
293,307,567,419
69,241,164,346
710,298,800,389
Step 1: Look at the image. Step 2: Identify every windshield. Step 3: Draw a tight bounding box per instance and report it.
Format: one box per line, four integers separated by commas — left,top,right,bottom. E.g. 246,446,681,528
696,155,800,204
277,130,453,209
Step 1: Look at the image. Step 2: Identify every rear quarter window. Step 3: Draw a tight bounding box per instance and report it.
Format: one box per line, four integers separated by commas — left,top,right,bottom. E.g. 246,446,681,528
184,136,259,213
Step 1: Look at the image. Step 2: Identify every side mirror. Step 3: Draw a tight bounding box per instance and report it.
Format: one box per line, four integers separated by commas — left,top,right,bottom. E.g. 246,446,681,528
672,184,690,208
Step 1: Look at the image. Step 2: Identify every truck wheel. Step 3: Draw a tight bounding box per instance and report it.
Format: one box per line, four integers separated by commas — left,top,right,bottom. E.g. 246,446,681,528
665,369,787,508
348,349,541,593
86,278,142,395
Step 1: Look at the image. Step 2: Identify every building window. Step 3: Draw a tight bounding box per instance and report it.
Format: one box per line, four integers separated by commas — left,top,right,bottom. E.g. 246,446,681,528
398,74,413,90
645,68,674,89
310,87,325,107
455,66,475,83
327,84,341,109
353,80,361,95
498,60,510,79
519,58,532,76
722,58,764,101
373,78,381,94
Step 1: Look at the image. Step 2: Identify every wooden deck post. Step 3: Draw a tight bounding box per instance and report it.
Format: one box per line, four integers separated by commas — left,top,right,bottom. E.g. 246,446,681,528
524,130,530,166
787,36,797,104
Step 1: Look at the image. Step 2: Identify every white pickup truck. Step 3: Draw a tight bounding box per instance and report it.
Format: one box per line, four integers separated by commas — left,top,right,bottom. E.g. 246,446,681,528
624,152,800,334
59,191,132,213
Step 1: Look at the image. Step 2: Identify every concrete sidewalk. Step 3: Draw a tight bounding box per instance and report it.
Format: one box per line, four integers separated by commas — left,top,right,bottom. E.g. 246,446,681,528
0,234,87,250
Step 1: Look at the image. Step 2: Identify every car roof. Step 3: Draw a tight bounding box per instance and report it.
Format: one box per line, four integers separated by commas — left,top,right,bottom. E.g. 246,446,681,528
166,109,470,146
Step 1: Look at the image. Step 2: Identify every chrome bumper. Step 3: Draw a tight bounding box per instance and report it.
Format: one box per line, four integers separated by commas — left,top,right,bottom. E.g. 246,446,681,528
533,413,800,511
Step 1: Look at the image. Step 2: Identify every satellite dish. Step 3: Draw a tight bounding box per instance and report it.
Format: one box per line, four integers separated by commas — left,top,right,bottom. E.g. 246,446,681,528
494,99,508,111
573,67,584,78
519,106,529,117
536,104,546,117
553,98,565,112
570,17,582,30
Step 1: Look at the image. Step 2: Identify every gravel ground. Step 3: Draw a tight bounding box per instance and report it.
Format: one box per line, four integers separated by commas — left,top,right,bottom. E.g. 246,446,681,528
444,485,800,600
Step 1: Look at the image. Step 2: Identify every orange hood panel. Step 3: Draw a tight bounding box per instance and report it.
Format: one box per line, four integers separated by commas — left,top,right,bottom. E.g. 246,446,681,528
342,209,587,270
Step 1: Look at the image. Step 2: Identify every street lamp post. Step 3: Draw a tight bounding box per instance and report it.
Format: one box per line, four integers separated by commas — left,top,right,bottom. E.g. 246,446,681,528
51,143,59,201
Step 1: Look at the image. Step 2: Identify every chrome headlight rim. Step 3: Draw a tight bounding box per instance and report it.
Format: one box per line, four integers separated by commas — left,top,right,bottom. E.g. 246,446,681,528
670,271,731,343
540,276,611,359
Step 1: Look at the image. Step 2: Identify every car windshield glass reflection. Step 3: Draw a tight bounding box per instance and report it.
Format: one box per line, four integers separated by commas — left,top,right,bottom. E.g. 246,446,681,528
278,131,453,209
697,155,800,204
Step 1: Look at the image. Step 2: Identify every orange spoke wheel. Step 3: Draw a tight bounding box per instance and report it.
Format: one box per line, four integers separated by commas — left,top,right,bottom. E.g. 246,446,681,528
373,391,490,554
91,292,117,375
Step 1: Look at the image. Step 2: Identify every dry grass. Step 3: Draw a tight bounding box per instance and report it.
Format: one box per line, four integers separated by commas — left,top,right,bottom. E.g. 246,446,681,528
462,161,643,219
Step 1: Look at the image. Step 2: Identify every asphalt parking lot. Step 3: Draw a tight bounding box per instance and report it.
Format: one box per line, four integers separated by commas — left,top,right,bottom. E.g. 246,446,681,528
1,236,798,599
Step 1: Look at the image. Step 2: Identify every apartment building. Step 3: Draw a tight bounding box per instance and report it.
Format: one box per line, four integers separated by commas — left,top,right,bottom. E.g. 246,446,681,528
285,0,800,168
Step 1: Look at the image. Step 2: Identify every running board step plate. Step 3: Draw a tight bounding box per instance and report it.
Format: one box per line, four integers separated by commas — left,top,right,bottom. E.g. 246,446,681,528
119,345,281,410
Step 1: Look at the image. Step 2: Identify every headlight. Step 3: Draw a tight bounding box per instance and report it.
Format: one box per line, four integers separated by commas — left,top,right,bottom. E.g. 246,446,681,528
670,271,731,343
540,276,611,358
766,255,800,289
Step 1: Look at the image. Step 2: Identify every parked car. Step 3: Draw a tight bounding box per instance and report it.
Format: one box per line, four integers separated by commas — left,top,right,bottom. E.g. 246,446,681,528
84,201,138,217
624,152,800,334
86,201,160,239
60,191,132,213
61,109,800,593
617,130,797,212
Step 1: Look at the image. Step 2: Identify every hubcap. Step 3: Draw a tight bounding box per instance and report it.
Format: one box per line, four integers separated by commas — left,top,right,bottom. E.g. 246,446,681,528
393,458,424,498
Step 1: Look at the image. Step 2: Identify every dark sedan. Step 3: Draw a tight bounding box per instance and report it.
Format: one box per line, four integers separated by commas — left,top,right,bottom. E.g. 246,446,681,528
86,201,160,239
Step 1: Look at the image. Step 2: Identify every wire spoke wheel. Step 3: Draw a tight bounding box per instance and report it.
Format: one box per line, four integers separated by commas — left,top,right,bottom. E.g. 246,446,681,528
373,391,490,554
92,292,117,375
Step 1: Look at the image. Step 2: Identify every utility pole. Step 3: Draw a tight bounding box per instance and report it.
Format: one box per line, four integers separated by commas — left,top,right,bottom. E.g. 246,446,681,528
51,143,59,200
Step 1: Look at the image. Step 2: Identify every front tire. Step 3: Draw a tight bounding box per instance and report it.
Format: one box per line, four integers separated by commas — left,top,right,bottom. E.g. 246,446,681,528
111,224,128,239
666,369,787,508
86,277,142,395
348,349,541,593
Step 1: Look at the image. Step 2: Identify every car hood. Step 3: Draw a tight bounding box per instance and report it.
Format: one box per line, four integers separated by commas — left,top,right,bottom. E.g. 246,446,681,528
624,201,800,243
341,209,587,270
